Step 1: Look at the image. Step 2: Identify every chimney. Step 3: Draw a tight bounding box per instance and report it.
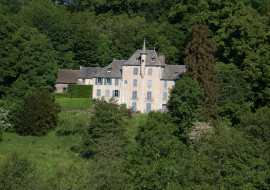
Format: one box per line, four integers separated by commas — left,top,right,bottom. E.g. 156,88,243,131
159,53,165,64
80,66,82,70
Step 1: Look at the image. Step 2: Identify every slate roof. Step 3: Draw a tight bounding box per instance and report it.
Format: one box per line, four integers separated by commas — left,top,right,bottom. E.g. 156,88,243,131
94,60,127,78
78,67,102,79
161,65,186,80
56,70,79,84
123,50,164,66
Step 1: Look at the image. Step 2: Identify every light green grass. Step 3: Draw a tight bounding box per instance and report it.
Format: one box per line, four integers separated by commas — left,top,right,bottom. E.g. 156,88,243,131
0,111,147,176
55,98,92,110
0,131,88,175
124,114,148,144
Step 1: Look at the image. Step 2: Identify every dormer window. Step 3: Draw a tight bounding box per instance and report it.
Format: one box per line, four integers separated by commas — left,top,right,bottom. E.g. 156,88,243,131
174,72,178,76
107,68,111,72
136,57,140,62
151,58,155,62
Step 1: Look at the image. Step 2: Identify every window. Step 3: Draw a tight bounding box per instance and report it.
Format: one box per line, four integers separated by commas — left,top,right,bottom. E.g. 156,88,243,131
134,67,138,75
148,80,152,87
148,68,152,75
124,80,127,84
113,90,119,97
115,79,119,86
151,58,155,62
132,102,137,111
106,89,110,97
132,91,137,99
162,104,167,113
106,78,111,85
174,72,178,76
63,87,67,93
97,89,101,97
163,92,167,100
124,102,127,104
133,79,137,87
82,79,85,84
147,91,152,100
107,68,111,72
97,78,102,85
174,81,176,86
136,57,140,62
163,80,167,88
146,103,151,112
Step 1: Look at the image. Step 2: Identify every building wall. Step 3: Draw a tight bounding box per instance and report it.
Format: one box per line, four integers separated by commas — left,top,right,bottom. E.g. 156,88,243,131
55,84,68,93
92,78,122,104
122,65,174,112
77,79,93,85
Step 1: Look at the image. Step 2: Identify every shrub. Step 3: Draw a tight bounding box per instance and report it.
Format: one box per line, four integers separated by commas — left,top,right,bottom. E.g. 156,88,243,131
52,93,67,98
55,98,92,110
14,90,60,136
120,103,127,112
0,151,39,189
0,122,2,142
80,97,126,157
124,107,133,119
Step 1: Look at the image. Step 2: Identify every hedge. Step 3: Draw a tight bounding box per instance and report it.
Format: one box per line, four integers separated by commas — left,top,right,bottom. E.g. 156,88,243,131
55,98,93,110
52,93,67,99
67,84,93,98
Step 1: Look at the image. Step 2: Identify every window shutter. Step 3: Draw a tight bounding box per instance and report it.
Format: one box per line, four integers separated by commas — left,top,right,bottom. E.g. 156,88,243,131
112,90,115,97
110,79,112,85
148,80,152,87
163,92,167,100
97,89,101,97
132,91,137,99
95,78,97,85
104,78,106,85
133,79,137,87
106,90,109,97
115,79,118,86
147,91,151,100
164,80,167,88
118,90,120,97
148,68,152,75
134,68,138,75
132,102,137,111
146,103,151,111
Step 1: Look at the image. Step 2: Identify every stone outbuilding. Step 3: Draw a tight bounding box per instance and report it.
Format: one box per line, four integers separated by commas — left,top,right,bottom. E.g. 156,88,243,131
55,69,79,93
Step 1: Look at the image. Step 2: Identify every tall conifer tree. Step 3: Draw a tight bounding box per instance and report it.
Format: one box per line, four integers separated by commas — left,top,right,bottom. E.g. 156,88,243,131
184,21,219,123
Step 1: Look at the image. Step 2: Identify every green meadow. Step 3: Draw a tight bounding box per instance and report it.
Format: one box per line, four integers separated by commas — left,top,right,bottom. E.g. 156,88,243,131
55,98,93,110
0,110,148,175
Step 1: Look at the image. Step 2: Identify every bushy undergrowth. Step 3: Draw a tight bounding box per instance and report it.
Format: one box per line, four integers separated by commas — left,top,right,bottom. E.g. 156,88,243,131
55,98,92,110
14,90,61,136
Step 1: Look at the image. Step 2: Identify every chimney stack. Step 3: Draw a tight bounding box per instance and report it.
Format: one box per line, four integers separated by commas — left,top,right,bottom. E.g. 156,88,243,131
159,53,165,64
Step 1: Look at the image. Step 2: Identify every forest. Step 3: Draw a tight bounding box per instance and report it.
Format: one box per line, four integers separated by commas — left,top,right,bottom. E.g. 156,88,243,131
1,0,270,189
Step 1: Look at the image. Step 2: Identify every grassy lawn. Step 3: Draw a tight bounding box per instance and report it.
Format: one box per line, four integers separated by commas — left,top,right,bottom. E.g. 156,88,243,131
55,98,92,110
0,111,148,175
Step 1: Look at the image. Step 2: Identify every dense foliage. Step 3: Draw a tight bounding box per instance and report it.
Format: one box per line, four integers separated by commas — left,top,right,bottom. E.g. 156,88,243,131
167,76,203,141
184,21,219,123
80,97,126,157
14,90,60,136
1,0,270,188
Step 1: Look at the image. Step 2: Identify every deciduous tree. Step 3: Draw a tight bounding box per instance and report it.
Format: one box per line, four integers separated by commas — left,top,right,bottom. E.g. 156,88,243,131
167,76,203,141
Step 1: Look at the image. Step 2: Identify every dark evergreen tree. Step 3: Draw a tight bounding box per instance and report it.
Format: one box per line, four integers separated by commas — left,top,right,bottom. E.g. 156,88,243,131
184,21,219,123
14,90,60,136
